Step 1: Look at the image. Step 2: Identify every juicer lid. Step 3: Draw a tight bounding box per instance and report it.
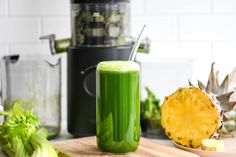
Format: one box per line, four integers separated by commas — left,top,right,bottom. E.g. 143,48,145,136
71,0,130,3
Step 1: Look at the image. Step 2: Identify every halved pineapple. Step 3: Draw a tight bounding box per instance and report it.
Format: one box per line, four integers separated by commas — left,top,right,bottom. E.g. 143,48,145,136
161,87,221,148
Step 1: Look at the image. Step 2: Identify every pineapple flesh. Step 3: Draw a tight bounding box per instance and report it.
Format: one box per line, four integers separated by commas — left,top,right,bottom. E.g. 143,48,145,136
161,87,221,148
161,62,236,148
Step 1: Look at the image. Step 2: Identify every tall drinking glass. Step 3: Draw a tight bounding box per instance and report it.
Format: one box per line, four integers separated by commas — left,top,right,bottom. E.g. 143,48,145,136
96,61,140,153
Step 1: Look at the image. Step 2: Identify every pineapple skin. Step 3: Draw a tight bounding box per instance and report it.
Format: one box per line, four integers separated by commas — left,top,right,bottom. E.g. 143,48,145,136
161,87,221,148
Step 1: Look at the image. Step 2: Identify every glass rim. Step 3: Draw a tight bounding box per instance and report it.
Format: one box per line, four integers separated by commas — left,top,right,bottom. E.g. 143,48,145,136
97,60,140,72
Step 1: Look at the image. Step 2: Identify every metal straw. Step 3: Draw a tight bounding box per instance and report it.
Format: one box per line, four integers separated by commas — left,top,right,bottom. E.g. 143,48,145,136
129,25,147,61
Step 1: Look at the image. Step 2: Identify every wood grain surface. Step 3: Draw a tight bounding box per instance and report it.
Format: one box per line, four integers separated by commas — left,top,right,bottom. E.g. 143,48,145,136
53,136,199,157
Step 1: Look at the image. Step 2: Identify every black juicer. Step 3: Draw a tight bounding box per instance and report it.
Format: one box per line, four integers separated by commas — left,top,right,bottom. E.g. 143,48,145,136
41,0,150,137
68,0,132,137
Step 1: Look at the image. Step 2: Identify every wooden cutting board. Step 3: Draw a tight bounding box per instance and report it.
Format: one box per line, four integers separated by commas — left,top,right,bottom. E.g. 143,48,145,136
53,136,199,157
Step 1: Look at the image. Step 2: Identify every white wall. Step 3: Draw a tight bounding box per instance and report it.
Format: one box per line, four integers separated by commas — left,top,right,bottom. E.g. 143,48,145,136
131,0,236,83
0,0,235,81
0,0,70,53
1,0,236,120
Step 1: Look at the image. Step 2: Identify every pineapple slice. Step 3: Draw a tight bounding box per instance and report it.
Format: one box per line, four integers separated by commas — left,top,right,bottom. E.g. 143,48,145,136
161,87,221,148
201,139,224,152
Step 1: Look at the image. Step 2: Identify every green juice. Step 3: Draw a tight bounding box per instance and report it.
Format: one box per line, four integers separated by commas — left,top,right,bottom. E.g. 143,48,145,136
96,61,140,153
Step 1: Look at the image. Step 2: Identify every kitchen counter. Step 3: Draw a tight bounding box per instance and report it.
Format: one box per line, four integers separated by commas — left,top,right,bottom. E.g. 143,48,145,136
0,120,173,156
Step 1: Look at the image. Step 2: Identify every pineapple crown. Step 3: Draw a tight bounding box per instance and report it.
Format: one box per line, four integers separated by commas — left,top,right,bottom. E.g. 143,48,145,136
189,63,236,126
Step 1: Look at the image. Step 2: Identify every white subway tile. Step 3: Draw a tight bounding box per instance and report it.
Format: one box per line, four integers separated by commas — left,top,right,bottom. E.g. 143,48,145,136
0,45,9,54
180,15,236,41
138,56,193,99
0,18,39,43
42,17,71,39
146,0,211,14
212,42,236,78
131,0,144,15
150,41,211,57
0,0,7,16
148,41,212,82
10,44,50,55
9,0,70,16
213,0,236,13
131,16,177,41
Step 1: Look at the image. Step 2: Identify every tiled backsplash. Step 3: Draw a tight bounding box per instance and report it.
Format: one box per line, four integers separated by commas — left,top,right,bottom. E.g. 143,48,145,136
131,0,236,82
0,0,236,120
9,0,70,16
0,0,70,56
0,0,235,80
0,18,39,43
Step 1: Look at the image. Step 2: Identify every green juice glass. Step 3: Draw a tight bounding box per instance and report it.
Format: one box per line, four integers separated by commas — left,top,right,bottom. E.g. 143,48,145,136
96,61,140,153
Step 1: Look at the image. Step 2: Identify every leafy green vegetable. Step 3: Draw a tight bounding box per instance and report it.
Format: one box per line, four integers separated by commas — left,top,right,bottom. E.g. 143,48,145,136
0,102,37,157
141,87,161,128
31,129,58,157
0,102,58,157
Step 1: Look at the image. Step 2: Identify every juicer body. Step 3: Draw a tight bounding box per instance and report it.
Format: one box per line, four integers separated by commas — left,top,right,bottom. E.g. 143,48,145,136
67,46,132,137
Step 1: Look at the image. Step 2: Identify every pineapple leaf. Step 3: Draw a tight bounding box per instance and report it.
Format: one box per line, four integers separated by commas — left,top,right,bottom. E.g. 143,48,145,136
220,102,236,112
216,91,234,103
197,80,206,90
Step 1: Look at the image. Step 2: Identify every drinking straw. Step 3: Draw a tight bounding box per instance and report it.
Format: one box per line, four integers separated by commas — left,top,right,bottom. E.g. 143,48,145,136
128,24,147,61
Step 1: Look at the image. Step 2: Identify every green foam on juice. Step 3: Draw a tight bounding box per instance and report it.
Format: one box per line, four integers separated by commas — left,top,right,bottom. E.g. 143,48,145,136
97,61,140,72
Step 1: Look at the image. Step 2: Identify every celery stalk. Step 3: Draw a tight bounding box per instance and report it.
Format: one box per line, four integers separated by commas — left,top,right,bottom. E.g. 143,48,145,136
0,102,58,157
